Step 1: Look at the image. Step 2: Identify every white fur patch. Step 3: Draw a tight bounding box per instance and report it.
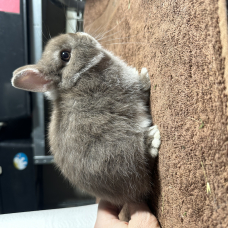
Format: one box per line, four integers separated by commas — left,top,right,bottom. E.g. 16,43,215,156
148,125,159,136
140,67,149,78
154,130,160,139
148,125,161,157
122,66,141,86
137,102,151,129
139,117,151,128
152,138,161,148
44,90,58,101
150,148,158,157
53,50,60,62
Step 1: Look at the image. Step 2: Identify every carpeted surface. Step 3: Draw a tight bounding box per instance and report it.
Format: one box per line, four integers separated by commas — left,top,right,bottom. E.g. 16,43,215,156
84,0,228,227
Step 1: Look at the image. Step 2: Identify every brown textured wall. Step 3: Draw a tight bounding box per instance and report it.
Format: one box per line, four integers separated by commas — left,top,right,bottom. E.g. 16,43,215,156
84,0,228,227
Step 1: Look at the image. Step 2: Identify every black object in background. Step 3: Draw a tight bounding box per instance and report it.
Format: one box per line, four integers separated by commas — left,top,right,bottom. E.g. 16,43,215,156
0,140,36,214
0,0,35,214
0,117,32,141
0,0,30,122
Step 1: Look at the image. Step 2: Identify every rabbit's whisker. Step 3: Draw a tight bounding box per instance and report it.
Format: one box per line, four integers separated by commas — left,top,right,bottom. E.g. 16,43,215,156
97,30,122,41
93,24,109,39
96,16,126,40
104,42,147,45
100,35,137,43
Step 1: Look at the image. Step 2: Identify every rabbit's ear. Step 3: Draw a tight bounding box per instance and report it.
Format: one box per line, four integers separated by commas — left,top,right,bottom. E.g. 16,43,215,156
12,65,52,92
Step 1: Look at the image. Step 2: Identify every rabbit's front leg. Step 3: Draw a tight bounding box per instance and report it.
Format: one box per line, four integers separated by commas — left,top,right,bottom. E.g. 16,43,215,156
147,125,161,157
139,68,160,156
139,67,151,91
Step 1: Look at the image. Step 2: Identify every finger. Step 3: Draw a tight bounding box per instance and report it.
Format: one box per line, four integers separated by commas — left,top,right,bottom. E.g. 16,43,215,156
97,200,120,220
128,202,160,228
95,200,128,228
128,202,150,218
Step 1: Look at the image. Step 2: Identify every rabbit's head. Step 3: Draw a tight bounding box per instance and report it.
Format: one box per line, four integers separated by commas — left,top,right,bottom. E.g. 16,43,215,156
11,32,104,98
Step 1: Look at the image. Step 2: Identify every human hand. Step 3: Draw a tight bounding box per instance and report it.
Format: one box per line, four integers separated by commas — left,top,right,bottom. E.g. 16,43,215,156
94,200,160,228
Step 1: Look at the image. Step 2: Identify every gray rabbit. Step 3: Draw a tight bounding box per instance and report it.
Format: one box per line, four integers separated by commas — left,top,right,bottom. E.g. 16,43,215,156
11,32,160,205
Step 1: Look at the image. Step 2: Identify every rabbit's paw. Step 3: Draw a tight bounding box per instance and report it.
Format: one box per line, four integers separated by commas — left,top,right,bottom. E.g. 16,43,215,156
140,67,149,78
148,125,161,157
140,68,151,90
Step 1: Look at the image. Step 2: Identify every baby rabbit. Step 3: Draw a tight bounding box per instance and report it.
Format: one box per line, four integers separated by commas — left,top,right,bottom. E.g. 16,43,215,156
11,32,160,206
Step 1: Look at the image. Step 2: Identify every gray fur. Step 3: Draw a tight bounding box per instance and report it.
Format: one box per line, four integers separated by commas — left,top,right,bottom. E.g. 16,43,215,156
11,32,159,206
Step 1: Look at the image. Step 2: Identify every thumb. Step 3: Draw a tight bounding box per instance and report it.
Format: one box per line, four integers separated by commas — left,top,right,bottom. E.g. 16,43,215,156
128,202,160,228
95,200,128,228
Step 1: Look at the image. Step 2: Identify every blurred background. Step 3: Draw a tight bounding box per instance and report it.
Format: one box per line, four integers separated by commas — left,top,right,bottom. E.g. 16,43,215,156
0,0,95,214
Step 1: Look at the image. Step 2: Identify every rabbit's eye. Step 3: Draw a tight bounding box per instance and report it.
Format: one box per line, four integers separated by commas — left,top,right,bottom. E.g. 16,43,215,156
61,51,71,62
